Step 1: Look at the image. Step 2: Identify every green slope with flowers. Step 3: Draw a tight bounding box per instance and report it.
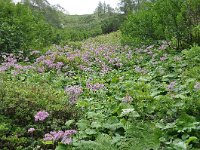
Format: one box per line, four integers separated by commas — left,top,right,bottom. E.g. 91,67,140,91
0,32,200,149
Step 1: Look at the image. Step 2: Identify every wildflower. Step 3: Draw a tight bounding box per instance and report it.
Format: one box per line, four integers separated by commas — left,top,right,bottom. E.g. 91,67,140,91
53,131,64,141
160,56,167,61
34,111,49,122
101,64,111,74
122,95,133,103
65,85,83,104
134,66,147,74
55,62,64,69
0,66,7,72
44,133,54,141
37,66,45,73
167,81,176,91
194,82,200,90
86,82,104,91
28,128,35,133
43,130,77,145
127,50,133,59
64,130,77,136
61,137,72,145
158,41,170,50
65,86,83,95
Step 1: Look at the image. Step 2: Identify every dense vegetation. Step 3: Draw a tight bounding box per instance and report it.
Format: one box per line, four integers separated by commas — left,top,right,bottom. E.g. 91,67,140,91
0,0,123,55
0,0,200,150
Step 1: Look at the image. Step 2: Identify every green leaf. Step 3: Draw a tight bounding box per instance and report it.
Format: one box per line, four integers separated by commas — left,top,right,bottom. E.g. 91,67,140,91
65,120,75,128
43,141,53,145
186,136,198,146
91,121,101,128
55,143,67,150
85,128,97,135
76,119,89,130
173,141,187,150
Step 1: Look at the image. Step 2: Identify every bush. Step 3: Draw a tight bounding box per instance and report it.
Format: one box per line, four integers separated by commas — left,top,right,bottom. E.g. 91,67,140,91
121,0,200,49
0,72,79,149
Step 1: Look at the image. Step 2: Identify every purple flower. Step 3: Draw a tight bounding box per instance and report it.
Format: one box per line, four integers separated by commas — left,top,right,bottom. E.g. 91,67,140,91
43,130,77,145
86,82,104,91
37,66,45,73
122,95,133,103
160,56,167,61
34,111,49,122
194,82,200,90
65,86,83,95
167,81,176,91
55,62,64,69
65,86,83,104
134,66,147,74
44,133,54,141
0,66,7,72
28,128,35,133
61,137,72,145
127,50,133,59
53,131,64,141
64,130,77,136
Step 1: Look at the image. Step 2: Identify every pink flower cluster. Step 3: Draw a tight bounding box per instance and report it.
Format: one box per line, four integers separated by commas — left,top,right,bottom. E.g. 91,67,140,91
65,85,83,104
44,130,77,145
34,111,49,121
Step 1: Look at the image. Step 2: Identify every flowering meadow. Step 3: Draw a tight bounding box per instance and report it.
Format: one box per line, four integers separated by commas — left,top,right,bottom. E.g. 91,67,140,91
0,32,200,149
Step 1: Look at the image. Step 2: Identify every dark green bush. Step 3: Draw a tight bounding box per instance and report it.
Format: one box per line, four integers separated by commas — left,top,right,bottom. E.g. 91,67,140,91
101,14,125,34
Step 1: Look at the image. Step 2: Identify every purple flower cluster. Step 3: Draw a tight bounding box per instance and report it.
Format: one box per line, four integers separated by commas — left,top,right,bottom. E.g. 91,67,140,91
0,54,34,74
86,82,104,91
44,130,77,145
160,56,167,61
134,66,147,74
127,50,133,59
158,41,170,50
65,85,83,104
35,51,64,72
34,111,49,121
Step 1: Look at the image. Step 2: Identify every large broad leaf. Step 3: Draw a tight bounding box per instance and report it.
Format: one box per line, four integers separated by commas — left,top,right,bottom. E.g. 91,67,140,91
85,128,97,135
55,143,67,150
65,120,75,128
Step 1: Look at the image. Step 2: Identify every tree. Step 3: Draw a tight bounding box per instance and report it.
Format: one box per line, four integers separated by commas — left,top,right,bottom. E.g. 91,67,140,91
121,0,200,48
95,2,104,16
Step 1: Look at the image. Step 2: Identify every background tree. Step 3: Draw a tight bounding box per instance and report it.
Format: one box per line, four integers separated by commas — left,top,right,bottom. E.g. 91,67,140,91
119,0,135,14
121,0,200,49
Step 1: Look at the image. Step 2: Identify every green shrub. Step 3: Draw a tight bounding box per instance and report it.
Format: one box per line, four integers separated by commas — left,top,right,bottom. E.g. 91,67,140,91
0,73,79,149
